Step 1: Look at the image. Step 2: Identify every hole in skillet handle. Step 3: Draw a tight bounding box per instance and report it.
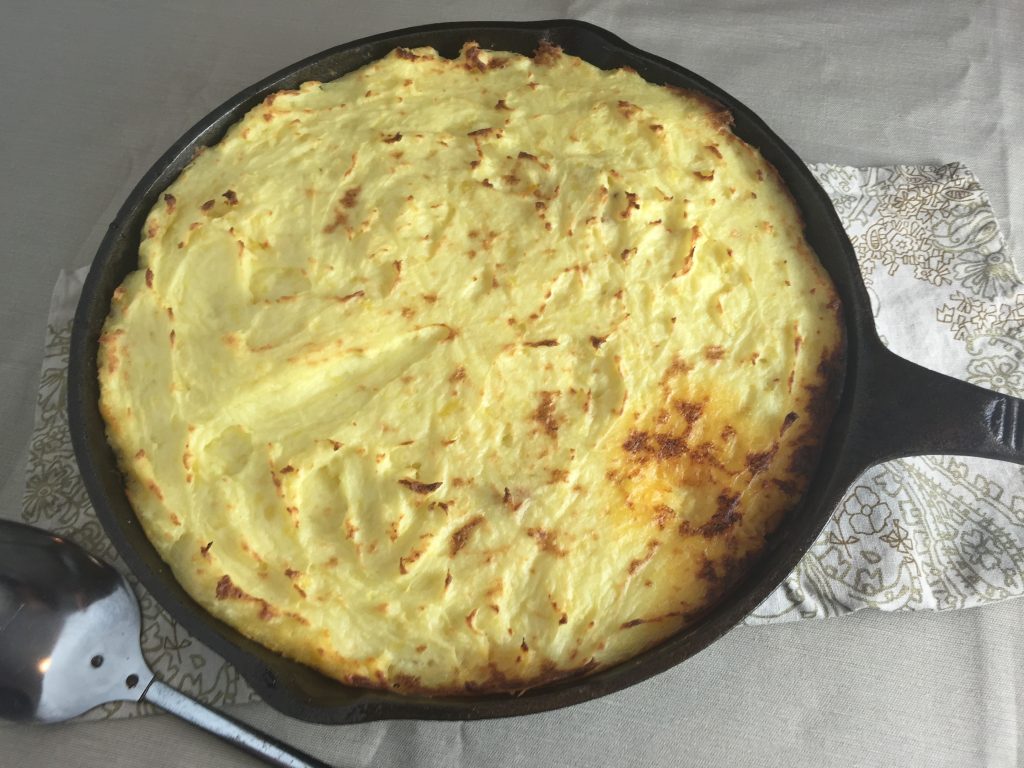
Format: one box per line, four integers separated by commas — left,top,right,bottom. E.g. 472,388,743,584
68,18,878,724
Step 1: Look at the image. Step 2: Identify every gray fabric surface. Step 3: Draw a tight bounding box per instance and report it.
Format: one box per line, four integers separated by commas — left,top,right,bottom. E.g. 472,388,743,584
1,1,1021,766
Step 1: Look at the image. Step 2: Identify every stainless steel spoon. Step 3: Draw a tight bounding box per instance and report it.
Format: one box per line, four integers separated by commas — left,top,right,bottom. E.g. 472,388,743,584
0,519,329,768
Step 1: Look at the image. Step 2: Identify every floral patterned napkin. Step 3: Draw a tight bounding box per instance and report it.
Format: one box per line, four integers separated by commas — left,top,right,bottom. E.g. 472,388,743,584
13,162,1023,719
748,163,1024,622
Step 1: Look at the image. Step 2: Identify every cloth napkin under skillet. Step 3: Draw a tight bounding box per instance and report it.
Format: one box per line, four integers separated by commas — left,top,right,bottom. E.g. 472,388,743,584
12,161,1024,719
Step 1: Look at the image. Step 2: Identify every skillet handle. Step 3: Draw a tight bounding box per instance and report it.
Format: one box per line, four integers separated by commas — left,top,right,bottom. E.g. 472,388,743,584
849,343,1024,468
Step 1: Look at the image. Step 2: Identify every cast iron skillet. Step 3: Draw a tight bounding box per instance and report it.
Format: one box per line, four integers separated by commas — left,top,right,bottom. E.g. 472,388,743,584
68,19,1024,723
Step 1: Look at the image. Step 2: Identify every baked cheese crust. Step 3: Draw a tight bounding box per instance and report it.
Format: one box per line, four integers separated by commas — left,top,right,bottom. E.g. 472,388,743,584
98,42,843,694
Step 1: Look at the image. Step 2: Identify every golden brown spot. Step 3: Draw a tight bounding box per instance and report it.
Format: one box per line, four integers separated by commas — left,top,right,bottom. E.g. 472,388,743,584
694,170,715,181
623,431,649,454
395,47,425,61
399,547,424,575
679,225,700,276
691,492,742,537
341,187,361,208
399,478,442,494
697,556,718,583
703,345,725,361
163,193,176,211
215,575,246,600
383,132,402,143
627,540,660,575
617,100,641,119
323,209,348,234
526,528,567,557
620,192,639,218
590,335,607,349
524,338,558,347
746,443,779,475
620,247,637,261
706,144,723,158
533,391,560,438
533,41,562,66
463,43,509,71
502,486,526,511
548,468,569,484
655,435,686,459
147,481,164,502
689,441,722,467
201,199,215,211
449,366,466,384
222,189,238,205
653,505,675,530
450,516,485,556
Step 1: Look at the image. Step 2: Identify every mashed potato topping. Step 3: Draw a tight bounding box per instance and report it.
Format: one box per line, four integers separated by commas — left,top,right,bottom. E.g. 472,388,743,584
98,42,842,693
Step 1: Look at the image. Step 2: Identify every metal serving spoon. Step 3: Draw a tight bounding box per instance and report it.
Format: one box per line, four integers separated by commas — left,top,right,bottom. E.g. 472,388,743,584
0,519,329,768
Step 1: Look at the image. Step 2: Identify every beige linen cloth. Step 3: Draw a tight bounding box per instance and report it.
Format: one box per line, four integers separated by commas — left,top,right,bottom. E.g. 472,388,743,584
11,161,1024,719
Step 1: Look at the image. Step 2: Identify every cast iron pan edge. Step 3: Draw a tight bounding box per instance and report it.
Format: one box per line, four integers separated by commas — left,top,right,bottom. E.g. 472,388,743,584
67,19,1024,724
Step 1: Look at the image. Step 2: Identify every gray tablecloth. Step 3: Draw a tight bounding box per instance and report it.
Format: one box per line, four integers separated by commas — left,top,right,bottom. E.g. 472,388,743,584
2,2,1022,766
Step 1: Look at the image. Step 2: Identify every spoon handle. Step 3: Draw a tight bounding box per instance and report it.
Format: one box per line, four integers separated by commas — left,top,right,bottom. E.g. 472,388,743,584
143,680,330,768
